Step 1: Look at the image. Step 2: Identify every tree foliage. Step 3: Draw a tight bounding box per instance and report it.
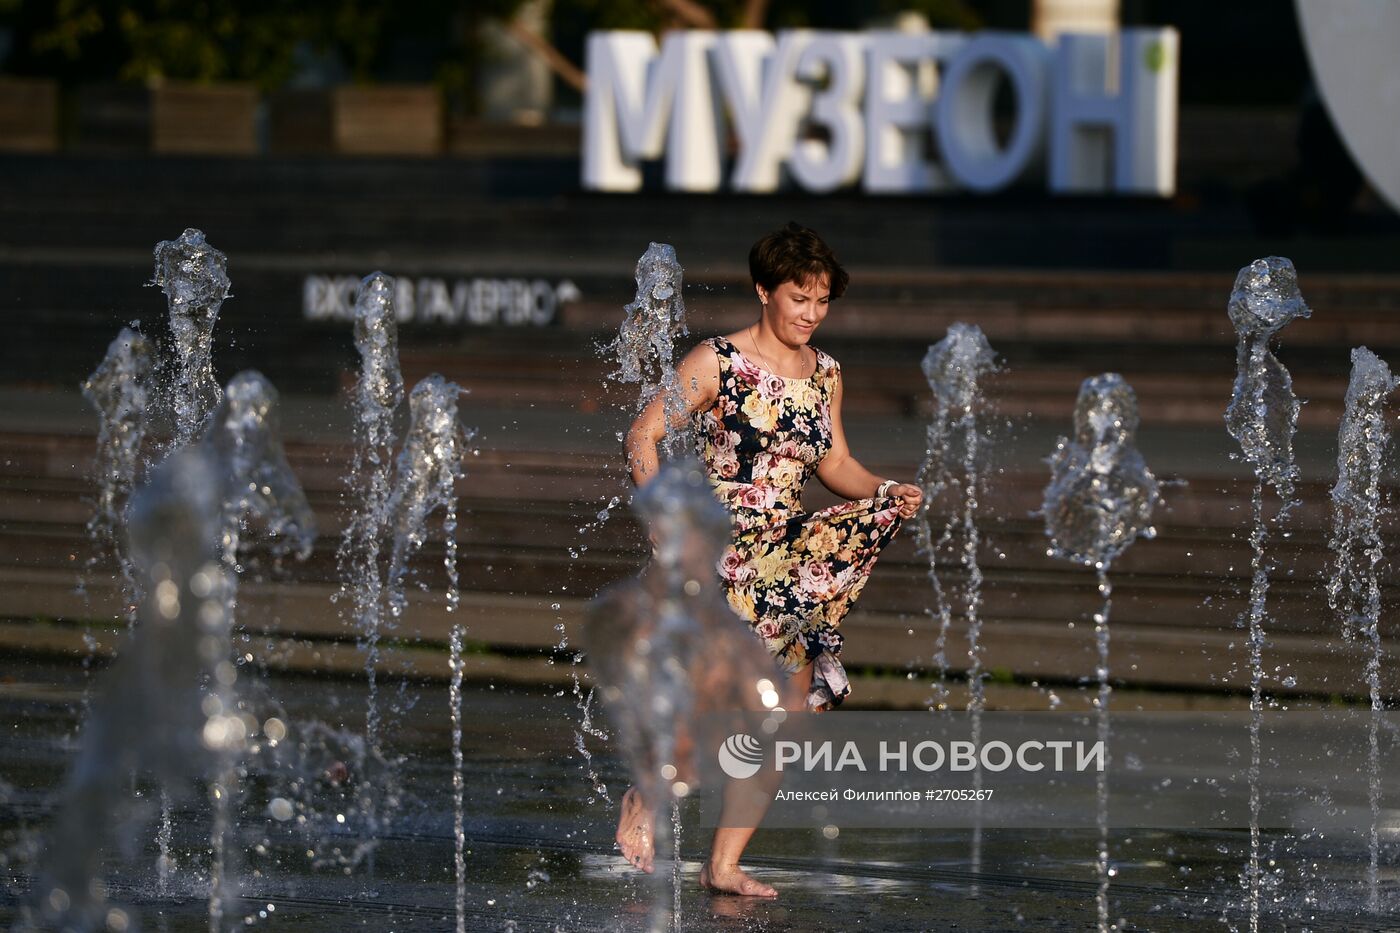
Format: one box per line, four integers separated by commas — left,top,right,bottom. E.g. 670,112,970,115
0,0,984,92
0,0,451,89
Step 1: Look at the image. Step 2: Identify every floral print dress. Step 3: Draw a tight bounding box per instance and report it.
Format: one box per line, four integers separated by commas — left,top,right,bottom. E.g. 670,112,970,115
693,335,903,710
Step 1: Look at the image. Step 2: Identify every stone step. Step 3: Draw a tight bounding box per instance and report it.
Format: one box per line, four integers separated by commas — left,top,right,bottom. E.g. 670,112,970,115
0,566,1384,700
2,493,1379,645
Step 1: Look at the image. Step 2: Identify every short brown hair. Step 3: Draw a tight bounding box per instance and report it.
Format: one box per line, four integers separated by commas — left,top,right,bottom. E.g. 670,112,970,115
748,222,849,299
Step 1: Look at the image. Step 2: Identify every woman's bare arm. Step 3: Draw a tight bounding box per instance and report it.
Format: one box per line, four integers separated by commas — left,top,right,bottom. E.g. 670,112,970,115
624,343,721,487
815,369,922,517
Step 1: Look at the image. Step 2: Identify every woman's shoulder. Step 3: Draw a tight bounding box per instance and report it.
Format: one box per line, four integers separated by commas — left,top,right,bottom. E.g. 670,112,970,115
681,337,727,378
812,345,840,377
688,335,722,356
690,335,735,366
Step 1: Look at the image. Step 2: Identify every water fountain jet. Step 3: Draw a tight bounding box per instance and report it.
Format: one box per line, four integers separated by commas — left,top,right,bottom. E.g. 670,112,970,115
1224,256,1310,933
23,447,225,933
916,323,997,710
27,364,315,932
606,243,691,462
1043,373,1160,933
916,323,997,890
338,271,404,760
1326,346,1398,914
586,459,784,932
382,372,472,930
81,327,154,605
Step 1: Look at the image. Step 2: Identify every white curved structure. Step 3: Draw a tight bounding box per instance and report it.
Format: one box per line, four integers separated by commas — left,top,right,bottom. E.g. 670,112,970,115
1295,0,1400,212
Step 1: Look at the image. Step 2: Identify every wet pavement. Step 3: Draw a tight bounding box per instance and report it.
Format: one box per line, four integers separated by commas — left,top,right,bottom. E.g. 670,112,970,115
0,659,1391,932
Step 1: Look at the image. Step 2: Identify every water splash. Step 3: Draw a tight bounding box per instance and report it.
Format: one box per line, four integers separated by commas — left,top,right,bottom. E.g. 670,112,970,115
605,243,691,460
1043,373,1160,933
1326,346,1398,915
1225,257,1311,505
1043,374,1160,569
201,371,316,564
338,272,405,758
53,239,320,932
81,326,154,614
585,459,784,931
385,374,472,618
571,245,689,824
257,720,400,871
82,327,154,547
914,324,998,890
1224,257,1309,933
351,272,405,433
915,323,997,710
378,373,470,928
24,448,228,932
1327,347,1397,640
197,371,316,932
152,228,231,448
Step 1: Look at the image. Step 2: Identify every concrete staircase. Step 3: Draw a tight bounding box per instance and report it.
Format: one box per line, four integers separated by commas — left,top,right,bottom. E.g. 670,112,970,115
3,153,1399,707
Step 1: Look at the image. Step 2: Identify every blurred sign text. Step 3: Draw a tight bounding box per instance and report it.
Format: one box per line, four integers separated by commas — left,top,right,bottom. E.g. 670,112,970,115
303,275,581,326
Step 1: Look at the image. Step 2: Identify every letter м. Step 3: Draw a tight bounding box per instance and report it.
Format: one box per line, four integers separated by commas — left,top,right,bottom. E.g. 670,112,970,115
582,30,724,192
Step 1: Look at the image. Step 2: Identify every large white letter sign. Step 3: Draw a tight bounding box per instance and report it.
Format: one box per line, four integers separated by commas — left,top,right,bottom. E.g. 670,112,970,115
582,30,722,192
863,31,963,193
1049,28,1179,194
579,26,1178,196
936,34,1050,191
712,30,812,192
789,33,865,193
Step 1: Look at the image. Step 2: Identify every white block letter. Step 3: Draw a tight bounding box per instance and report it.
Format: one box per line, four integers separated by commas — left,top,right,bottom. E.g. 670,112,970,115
788,33,865,193
582,30,723,192
937,34,1050,191
862,31,963,193
712,30,812,192
1049,28,1178,195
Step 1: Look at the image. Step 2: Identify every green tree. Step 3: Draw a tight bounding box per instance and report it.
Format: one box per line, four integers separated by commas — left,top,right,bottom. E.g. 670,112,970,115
0,0,431,89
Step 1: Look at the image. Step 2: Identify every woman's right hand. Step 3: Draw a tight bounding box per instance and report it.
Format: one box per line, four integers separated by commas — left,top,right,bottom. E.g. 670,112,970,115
889,483,923,519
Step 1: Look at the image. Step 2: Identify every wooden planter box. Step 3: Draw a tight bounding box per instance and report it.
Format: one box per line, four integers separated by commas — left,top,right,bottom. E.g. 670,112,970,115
75,84,150,152
268,89,333,154
151,83,258,155
333,85,442,156
76,82,258,154
270,85,442,156
0,78,59,152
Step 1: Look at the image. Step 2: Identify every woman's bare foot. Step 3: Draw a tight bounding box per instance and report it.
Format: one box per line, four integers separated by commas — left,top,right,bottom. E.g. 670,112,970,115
699,860,778,897
615,786,655,873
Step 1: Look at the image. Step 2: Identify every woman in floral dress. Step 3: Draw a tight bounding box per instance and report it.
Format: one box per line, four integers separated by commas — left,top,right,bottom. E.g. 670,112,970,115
616,222,923,897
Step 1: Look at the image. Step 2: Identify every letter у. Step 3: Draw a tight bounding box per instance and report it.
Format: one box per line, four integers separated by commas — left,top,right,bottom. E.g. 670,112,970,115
712,30,813,192
582,31,723,192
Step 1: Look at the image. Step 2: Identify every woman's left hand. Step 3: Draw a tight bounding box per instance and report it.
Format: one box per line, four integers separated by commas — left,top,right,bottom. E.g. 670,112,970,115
889,483,923,519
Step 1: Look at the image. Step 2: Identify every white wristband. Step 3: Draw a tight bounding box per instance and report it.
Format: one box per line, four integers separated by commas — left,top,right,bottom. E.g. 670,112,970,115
876,480,896,498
